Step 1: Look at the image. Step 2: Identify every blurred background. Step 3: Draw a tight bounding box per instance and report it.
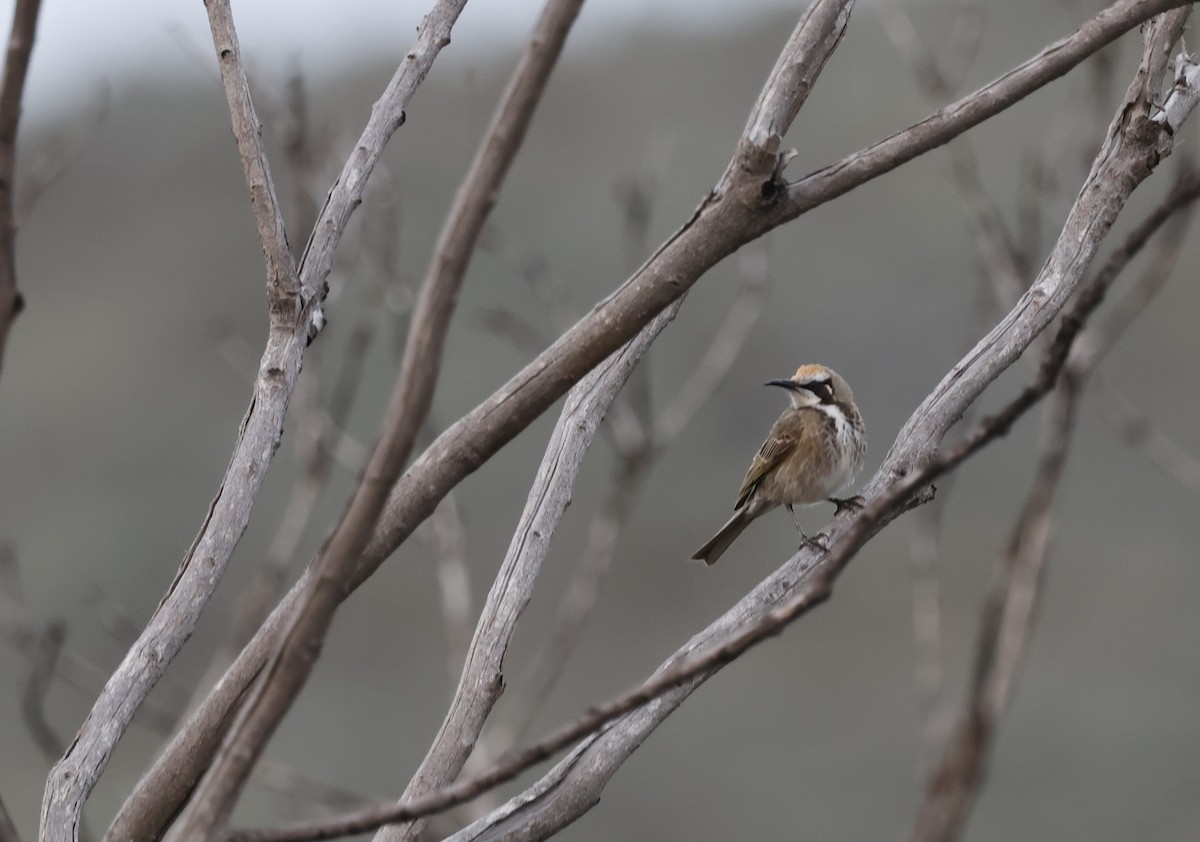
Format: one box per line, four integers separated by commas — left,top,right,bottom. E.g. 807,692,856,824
0,0,1198,839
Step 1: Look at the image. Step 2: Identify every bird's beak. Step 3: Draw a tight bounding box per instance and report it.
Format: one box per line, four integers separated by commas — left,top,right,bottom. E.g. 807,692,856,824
765,378,800,391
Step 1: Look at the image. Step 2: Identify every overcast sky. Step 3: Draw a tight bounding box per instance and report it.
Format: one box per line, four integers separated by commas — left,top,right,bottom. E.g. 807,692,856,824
4,0,800,120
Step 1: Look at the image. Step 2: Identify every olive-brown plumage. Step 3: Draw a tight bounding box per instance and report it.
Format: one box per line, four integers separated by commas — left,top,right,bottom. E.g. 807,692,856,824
691,364,866,565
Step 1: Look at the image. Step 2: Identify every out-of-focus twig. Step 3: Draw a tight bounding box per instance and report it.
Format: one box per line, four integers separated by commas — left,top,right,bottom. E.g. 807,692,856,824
16,83,110,221
0,794,20,842
0,546,182,734
0,0,41,380
876,0,982,100
22,622,96,842
421,490,474,691
253,760,373,818
654,249,769,444
1090,376,1200,492
907,481,950,770
22,621,68,764
279,68,322,257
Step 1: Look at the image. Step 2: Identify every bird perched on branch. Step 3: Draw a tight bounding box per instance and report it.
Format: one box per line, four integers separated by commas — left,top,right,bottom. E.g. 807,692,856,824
691,364,866,565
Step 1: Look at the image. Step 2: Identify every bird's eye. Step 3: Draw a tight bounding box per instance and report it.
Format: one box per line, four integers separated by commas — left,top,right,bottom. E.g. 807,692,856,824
804,381,834,403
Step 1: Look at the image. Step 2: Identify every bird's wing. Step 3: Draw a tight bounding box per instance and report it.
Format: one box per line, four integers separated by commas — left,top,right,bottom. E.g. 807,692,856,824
734,429,795,509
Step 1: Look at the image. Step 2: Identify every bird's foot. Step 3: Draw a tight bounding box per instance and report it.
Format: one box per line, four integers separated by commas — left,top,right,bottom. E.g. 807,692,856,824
829,495,866,516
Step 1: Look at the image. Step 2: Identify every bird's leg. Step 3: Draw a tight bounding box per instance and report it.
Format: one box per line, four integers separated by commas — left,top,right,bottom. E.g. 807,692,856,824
786,504,828,553
828,495,866,516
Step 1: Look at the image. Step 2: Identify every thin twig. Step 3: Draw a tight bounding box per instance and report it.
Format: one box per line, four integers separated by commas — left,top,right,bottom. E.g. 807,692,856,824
910,380,1079,842
0,547,182,733
0,0,41,378
253,760,372,818
1090,376,1200,492
21,623,96,842
421,491,474,690
16,82,111,221
0,795,20,842
653,249,769,444
907,481,951,771
23,622,70,763
280,68,323,259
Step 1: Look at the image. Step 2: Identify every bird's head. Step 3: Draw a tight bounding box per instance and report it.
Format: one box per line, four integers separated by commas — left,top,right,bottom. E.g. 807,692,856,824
765,363,855,411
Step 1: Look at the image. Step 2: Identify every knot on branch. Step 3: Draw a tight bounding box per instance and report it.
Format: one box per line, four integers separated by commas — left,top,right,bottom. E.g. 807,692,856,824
759,147,798,205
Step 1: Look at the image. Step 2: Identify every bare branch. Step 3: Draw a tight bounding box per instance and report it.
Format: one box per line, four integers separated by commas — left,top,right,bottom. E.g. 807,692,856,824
0,0,41,379
168,0,579,835
39,0,317,831
204,0,299,315
98,2,467,840
784,0,1190,213
280,68,323,258
0,795,20,842
120,3,1186,836
908,481,951,771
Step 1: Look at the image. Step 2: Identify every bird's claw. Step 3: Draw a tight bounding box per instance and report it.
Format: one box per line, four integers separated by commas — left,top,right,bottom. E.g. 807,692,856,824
829,495,866,516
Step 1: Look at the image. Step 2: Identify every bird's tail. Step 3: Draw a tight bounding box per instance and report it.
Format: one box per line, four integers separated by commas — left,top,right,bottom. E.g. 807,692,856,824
691,508,752,566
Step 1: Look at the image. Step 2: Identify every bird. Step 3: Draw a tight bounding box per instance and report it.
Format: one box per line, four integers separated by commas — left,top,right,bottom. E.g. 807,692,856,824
691,364,866,565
